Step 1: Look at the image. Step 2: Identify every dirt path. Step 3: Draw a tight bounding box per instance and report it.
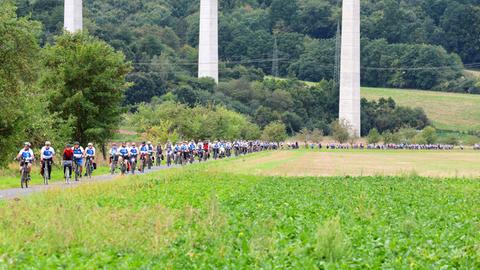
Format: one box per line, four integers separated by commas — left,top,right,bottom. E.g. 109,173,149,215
0,165,172,200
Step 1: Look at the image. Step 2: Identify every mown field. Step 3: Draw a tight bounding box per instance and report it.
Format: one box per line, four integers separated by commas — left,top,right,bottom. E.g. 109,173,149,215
211,150,480,178
0,151,479,269
361,87,480,132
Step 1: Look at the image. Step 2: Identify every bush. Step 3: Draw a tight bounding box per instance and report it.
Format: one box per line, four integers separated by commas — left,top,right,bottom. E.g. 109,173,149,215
382,131,401,144
330,120,351,143
366,128,381,144
421,126,437,144
261,121,288,143
129,102,261,141
315,217,350,262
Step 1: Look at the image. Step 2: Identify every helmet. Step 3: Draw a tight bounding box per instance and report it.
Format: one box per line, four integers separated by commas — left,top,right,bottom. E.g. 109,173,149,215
45,141,51,146
74,141,80,145
147,141,151,144
132,142,136,146
24,142,31,147
66,143,72,148
88,143,93,147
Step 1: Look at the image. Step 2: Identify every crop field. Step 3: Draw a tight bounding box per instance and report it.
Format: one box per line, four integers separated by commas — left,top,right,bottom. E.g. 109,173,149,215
212,150,480,178
0,150,479,269
361,87,480,132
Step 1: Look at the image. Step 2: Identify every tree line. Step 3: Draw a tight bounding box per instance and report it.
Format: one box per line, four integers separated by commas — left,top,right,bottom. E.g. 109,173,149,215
0,2,130,166
14,0,480,101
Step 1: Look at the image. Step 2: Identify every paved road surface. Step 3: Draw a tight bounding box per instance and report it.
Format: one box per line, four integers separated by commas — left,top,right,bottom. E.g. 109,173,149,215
0,165,173,200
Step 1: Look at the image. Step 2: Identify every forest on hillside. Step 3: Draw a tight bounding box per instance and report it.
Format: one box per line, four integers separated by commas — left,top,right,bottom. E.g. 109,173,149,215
4,0,477,149
16,0,480,100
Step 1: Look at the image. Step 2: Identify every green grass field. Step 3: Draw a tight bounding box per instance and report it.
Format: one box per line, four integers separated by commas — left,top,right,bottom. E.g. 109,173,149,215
266,76,480,133
0,151,479,269
361,87,480,132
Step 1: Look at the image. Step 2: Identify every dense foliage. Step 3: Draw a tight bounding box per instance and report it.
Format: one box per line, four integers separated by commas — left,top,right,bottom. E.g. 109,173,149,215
0,3,130,165
129,100,261,141
42,33,132,147
361,97,429,135
15,0,480,98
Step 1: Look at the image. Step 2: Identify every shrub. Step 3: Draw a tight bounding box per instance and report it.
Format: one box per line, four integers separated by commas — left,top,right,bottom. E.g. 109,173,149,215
315,217,350,262
367,128,381,144
330,120,351,143
261,121,287,142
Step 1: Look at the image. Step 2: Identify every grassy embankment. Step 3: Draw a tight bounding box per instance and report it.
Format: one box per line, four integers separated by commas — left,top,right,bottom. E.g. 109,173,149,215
361,87,480,134
0,151,479,268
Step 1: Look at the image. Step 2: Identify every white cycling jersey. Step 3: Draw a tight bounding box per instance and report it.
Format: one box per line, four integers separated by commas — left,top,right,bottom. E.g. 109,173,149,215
40,146,55,160
18,148,35,161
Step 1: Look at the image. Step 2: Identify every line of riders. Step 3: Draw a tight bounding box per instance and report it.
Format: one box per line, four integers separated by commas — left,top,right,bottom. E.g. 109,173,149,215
109,140,279,175
15,140,280,188
287,142,473,150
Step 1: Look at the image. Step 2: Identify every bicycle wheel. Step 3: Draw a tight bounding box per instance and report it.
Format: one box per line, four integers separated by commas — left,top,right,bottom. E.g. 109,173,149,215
86,160,92,179
111,161,116,175
44,162,49,185
65,166,70,183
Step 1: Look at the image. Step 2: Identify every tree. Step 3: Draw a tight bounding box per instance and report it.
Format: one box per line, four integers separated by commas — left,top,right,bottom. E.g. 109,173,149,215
310,128,324,144
0,2,41,166
421,126,437,144
42,32,132,148
330,120,351,144
261,121,288,143
297,128,311,148
382,131,401,144
367,128,382,144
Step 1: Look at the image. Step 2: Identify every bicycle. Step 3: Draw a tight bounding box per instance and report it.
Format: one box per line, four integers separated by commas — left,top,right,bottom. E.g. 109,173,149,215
73,158,80,182
19,158,31,189
147,154,153,170
119,156,128,175
110,155,118,175
130,156,137,175
43,159,52,185
64,160,73,184
85,156,94,179
139,154,147,173
166,151,173,167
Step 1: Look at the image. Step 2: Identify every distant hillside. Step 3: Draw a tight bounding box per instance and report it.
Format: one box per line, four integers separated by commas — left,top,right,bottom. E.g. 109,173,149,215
362,87,480,132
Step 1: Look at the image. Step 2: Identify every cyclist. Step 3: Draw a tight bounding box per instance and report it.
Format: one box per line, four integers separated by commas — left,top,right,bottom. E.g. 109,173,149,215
147,141,154,167
129,142,139,174
203,141,210,159
84,143,96,175
73,142,84,180
118,142,130,174
40,141,55,180
16,142,35,180
63,144,74,183
156,143,163,166
181,141,189,164
139,142,148,172
109,143,119,174
109,143,119,164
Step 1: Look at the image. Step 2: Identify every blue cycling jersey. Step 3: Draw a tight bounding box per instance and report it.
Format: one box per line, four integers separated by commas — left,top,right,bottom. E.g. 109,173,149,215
119,147,128,156
86,149,94,155
22,151,32,159
43,148,53,158
130,148,138,156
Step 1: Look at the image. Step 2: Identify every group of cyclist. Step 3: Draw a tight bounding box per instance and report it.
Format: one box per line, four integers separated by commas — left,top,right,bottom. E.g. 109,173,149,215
108,140,280,175
15,139,280,187
15,141,96,186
